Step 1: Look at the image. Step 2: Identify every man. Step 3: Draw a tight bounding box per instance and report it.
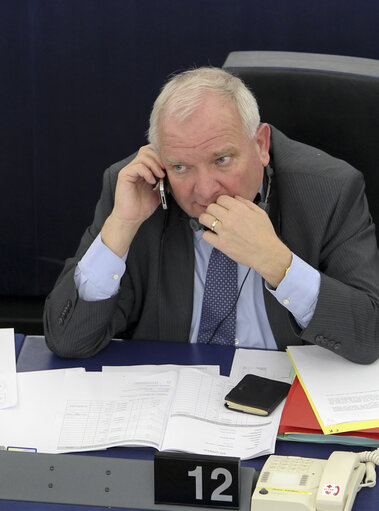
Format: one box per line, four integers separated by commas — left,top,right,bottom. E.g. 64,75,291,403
44,67,379,363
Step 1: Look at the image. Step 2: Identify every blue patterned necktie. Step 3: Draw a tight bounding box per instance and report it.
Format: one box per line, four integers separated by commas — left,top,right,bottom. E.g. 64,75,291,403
197,248,238,345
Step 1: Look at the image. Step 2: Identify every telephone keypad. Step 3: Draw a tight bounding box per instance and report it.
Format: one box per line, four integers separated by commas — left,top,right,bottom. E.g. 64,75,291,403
268,456,313,474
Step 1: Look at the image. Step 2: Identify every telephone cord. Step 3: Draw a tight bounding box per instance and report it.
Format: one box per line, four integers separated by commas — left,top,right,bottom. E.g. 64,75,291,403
358,447,379,488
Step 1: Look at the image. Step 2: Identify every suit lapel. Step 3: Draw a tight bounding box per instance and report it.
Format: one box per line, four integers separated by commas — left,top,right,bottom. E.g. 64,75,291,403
158,203,194,342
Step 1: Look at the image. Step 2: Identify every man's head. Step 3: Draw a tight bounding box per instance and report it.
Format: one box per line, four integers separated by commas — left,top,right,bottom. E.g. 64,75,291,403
148,67,260,149
148,67,271,218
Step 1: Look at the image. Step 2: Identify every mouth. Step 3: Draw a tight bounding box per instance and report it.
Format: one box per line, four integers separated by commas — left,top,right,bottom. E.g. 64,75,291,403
196,201,214,210
193,204,211,216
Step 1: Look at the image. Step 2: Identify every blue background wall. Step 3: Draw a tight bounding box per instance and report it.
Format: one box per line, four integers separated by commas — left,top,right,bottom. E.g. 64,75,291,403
1,0,378,298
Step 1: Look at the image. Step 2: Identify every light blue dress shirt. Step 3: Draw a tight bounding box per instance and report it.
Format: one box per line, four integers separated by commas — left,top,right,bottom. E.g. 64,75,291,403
74,231,320,349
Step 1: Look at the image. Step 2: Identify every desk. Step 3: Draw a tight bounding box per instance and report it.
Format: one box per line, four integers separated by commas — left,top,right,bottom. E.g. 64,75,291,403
2,336,377,510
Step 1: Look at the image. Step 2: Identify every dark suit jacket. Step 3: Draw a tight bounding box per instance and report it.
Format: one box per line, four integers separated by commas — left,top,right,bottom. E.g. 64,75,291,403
44,127,379,363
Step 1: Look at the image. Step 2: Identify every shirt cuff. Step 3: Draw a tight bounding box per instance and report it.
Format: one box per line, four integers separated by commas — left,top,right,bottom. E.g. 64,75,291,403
265,253,320,328
74,233,127,301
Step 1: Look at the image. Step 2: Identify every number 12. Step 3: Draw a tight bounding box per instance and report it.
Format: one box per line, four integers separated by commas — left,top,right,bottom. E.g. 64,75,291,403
188,466,233,502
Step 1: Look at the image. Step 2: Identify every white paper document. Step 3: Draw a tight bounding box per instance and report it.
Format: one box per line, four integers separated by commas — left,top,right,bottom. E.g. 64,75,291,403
159,368,283,459
57,370,176,452
0,368,282,459
287,345,379,427
0,368,84,452
0,328,17,409
229,348,294,384
102,364,220,375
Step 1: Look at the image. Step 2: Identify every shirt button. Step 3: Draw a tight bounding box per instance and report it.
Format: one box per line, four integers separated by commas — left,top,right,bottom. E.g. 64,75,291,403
283,298,290,305
234,338,239,346
112,274,119,280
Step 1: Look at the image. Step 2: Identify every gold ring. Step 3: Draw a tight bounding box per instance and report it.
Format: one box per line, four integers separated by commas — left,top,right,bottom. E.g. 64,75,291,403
211,218,220,232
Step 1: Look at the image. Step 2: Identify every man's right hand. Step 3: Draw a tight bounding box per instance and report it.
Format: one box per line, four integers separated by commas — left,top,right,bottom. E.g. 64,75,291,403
101,145,165,257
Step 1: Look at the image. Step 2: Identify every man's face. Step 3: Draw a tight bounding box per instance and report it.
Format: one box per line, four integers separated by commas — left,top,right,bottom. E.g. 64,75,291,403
158,93,271,218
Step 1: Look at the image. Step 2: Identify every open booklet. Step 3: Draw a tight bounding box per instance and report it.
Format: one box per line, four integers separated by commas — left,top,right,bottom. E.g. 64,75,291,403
0,367,283,460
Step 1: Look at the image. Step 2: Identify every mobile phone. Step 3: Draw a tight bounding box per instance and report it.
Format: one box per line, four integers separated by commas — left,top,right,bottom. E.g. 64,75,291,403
159,177,168,210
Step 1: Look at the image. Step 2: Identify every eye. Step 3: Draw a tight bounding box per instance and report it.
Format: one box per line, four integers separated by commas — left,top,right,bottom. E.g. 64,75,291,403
216,156,231,165
173,164,186,173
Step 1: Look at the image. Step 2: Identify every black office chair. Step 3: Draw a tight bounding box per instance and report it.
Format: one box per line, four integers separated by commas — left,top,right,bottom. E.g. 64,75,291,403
223,51,379,246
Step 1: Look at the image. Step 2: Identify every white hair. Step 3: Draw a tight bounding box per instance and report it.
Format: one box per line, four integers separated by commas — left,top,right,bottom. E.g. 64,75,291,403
148,67,260,150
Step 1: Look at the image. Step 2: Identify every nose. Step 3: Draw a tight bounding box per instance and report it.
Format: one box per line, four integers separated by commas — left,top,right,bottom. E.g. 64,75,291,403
194,167,223,203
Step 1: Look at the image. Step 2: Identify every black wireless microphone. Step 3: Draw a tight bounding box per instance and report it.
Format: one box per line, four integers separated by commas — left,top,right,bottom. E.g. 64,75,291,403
258,200,270,212
258,164,273,213
189,218,209,232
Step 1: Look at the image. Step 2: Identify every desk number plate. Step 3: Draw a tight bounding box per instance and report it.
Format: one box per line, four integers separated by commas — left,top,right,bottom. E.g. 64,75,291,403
154,451,240,508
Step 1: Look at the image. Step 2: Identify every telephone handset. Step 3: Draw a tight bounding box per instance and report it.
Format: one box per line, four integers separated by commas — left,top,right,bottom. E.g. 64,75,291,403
159,176,168,210
251,451,366,511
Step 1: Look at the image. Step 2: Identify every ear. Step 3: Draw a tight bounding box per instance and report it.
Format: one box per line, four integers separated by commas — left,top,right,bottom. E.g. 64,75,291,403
255,123,271,167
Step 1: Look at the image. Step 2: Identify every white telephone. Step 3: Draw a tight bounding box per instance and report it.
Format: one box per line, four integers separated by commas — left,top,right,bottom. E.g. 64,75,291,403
251,450,377,511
